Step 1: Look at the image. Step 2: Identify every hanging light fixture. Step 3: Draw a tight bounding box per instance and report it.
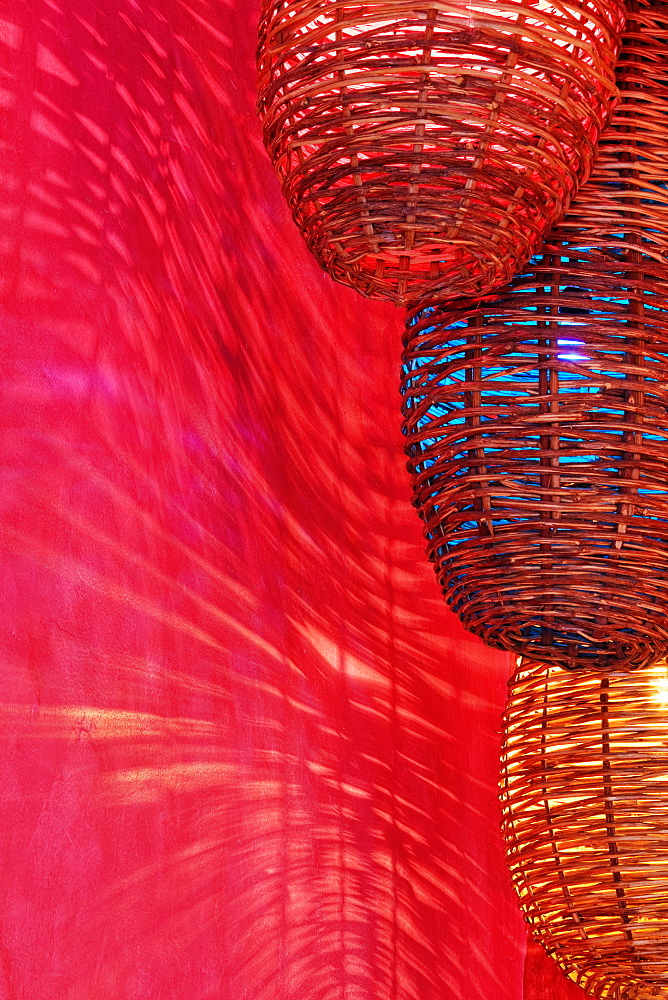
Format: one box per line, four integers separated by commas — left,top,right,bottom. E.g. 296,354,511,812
501,655,668,999
401,0,668,671
257,0,625,305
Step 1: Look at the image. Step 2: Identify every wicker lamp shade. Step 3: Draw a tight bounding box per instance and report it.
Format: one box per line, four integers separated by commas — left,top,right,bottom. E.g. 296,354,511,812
401,0,668,671
257,0,625,306
501,656,668,999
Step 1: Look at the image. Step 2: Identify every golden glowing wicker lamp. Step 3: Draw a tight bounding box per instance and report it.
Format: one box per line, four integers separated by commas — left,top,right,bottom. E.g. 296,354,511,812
257,0,625,305
501,656,668,1000
401,0,668,671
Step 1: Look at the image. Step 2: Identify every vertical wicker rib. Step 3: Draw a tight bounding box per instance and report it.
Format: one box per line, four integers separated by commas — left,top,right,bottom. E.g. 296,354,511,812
401,0,668,671
501,657,668,999
257,0,624,305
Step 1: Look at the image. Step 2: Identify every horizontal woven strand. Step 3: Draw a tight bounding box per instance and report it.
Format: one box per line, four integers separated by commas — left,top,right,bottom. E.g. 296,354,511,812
257,0,624,304
401,0,668,670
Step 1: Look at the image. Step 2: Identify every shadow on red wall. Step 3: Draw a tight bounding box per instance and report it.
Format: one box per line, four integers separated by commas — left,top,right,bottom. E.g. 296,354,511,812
524,942,594,1000
0,2,544,998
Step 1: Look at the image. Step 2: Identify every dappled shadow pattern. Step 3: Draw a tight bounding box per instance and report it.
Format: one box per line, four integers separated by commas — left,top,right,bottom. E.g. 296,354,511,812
0,3,522,1000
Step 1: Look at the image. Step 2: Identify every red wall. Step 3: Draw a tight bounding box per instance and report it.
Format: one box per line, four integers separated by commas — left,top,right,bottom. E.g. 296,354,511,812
0,1,578,997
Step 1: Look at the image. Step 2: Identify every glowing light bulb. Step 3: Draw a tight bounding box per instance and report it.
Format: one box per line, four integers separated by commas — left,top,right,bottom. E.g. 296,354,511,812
651,664,668,709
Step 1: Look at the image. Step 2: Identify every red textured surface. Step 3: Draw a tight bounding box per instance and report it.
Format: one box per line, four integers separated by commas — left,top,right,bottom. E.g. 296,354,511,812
523,943,596,1000
0,1,576,998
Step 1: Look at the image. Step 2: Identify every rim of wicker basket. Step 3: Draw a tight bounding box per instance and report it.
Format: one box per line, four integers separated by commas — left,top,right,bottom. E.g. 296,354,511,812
257,0,626,304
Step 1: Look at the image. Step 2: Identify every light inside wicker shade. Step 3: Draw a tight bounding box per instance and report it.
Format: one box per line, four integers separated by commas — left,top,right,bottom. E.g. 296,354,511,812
257,0,625,306
401,0,668,671
501,656,668,1000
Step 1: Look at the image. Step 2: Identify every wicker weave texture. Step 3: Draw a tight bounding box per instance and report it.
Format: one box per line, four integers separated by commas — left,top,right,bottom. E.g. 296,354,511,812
401,0,668,671
501,657,668,999
257,0,625,306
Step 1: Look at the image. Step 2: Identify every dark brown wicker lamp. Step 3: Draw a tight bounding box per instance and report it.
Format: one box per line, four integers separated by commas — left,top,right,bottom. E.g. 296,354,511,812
501,656,668,999
401,0,668,671
257,0,625,306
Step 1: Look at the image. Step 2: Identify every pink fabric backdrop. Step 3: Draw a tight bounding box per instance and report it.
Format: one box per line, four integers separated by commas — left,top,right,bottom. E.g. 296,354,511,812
0,2,587,997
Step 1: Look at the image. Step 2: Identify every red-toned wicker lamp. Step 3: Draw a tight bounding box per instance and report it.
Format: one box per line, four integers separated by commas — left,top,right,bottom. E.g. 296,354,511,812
401,0,668,671
257,0,625,306
501,656,668,999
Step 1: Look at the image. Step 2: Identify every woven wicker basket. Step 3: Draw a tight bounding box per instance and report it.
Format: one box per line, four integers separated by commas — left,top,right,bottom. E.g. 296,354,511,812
401,0,668,671
501,656,668,999
257,0,625,306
